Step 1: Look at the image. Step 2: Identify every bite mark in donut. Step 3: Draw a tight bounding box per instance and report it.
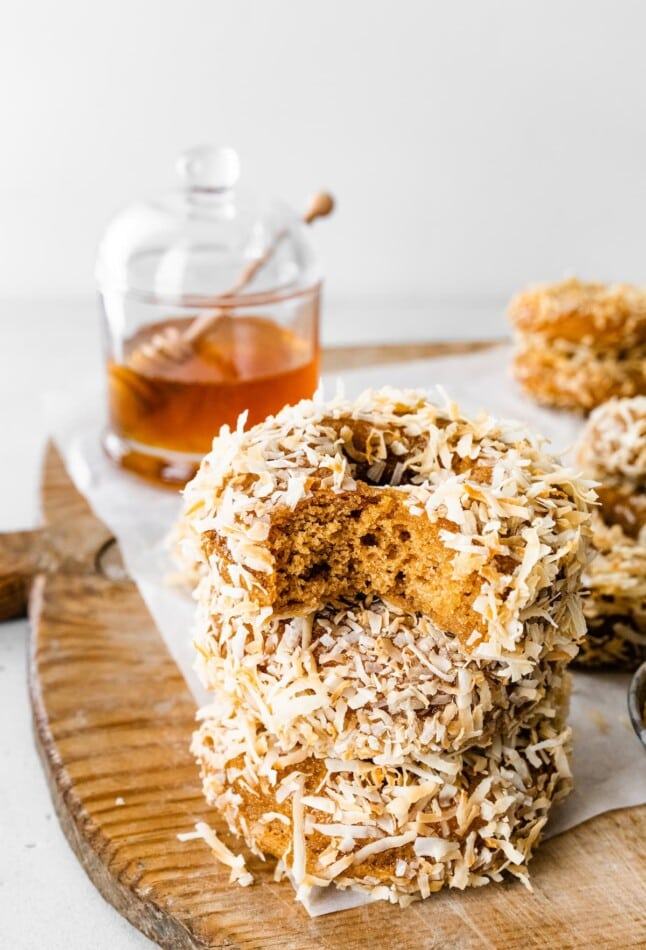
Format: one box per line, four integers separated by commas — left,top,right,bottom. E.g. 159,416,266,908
204,482,515,645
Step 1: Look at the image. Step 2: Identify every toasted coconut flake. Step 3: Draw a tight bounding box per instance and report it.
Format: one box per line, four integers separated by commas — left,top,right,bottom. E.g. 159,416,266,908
189,821,253,887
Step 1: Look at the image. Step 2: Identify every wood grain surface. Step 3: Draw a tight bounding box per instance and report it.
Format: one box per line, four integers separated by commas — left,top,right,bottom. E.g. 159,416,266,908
0,450,112,621
6,342,646,949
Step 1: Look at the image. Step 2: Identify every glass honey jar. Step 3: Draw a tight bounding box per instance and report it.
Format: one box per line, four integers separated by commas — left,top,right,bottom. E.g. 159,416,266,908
96,146,324,487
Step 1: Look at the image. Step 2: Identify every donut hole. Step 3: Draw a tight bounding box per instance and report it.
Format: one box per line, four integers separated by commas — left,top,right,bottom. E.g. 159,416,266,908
325,416,425,489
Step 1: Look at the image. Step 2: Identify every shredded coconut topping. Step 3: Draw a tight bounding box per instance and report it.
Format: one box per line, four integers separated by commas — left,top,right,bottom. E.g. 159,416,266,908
579,516,646,667
174,388,593,902
574,398,646,667
193,704,572,900
192,596,572,761
578,396,646,485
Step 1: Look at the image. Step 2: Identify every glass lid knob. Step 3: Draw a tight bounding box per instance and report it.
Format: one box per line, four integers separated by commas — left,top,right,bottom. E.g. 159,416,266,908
176,145,241,192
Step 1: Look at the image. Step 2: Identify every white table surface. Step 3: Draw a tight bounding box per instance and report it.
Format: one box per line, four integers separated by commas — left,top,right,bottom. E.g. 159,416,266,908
0,295,504,949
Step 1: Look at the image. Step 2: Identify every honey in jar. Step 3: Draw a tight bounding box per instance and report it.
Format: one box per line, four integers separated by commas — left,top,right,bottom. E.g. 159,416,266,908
96,146,323,486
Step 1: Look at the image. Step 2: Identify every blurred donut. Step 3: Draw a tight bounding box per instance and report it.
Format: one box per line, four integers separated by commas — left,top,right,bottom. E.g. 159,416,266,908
508,278,646,411
572,397,646,667
577,396,646,539
578,518,646,668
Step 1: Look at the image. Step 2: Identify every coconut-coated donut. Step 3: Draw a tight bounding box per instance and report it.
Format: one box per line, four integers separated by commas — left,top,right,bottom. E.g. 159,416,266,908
577,396,646,539
572,398,646,668
508,278,646,412
192,694,572,902
192,596,572,759
576,517,646,669
178,388,593,665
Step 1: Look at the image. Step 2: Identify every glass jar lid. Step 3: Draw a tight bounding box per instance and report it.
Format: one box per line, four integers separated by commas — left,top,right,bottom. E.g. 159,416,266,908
96,145,320,305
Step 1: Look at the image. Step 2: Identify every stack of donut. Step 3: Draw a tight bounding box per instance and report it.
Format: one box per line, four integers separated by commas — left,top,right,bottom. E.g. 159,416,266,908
575,396,646,668
508,277,646,411
177,389,593,904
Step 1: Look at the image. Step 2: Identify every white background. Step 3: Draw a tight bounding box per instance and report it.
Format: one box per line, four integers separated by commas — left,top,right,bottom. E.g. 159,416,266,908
2,3,646,947
3,0,646,340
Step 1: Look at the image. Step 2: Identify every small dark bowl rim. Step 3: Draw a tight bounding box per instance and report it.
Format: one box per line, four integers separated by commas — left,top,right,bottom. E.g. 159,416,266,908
628,660,646,749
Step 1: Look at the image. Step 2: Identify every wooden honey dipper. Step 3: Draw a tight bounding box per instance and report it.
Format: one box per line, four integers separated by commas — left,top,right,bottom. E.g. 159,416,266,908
129,191,335,375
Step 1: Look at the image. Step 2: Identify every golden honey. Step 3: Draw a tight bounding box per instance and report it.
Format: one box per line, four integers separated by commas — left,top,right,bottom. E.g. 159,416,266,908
105,313,319,487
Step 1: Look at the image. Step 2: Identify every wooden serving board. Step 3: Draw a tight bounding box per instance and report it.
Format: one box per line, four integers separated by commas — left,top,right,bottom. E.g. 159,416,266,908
2,342,645,949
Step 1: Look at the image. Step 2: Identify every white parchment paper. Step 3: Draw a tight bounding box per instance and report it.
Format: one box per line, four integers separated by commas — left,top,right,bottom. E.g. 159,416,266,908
46,344,646,916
